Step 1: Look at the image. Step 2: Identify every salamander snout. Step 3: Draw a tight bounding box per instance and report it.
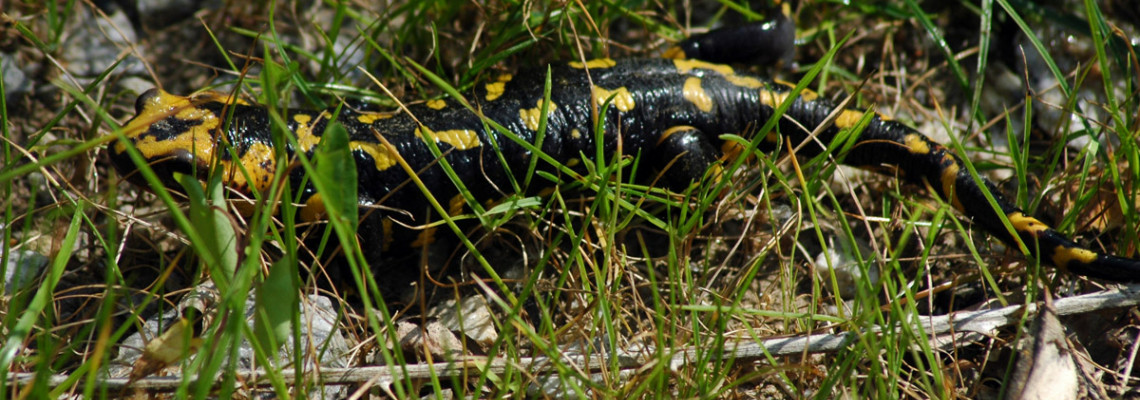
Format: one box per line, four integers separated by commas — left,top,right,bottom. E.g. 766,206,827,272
135,88,162,114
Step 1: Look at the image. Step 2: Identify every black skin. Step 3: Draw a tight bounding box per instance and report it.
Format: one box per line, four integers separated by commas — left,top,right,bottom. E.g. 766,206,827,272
113,16,1140,282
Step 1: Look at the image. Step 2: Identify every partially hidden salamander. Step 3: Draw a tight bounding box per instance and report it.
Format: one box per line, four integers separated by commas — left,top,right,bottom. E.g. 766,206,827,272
109,16,1140,282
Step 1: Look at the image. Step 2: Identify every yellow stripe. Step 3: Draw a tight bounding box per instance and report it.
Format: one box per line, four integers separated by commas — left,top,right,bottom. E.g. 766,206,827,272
350,141,397,171
592,86,636,112
411,227,437,248
448,194,466,216
417,127,481,150
568,58,617,69
758,89,792,108
520,99,558,131
682,77,713,112
673,59,735,76
484,74,513,101
939,156,964,211
300,193,326,221
1008,212,1049,237
1051,245,1099,269
904,134,931,155
835,110,866,129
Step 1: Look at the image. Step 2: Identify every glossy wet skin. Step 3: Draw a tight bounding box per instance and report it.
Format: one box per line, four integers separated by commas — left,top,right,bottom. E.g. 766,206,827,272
110,56,1140,281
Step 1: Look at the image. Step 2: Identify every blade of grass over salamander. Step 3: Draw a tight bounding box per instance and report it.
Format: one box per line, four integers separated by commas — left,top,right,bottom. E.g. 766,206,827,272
49,85,229,276
312,122,359,233
692,31,852,234
358,67,514,302
525,66,554,190
176,171,239,289
402,59,495,221
174,171,248,398
267,103,413,397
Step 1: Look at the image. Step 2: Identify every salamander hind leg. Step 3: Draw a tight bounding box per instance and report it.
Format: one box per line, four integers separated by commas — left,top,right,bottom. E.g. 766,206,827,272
651,126,723,191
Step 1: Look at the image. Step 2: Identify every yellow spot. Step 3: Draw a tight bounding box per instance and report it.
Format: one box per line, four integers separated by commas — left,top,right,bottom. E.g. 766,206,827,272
758,89,792,108
939,159,964,211
904,134,931,155
411,227,437,248
566,158,580,167
592,86,636,112
658,125,694,145
1051,246,1099,269
356,111,394,124
765,131,780,143
835,110,867,129
485,82,507,101
775,79,819,101
300,193,326,221
519,99,558,131
295,111,332,152
570,129,582,139
721,140,747,161
381,218,394,252
683,77,713,112
708,164,725,182
1008,212,1050,237
350,141,397,171
426,99,447,110
568,58,617,69
662,46,686,60
416,127,481,150
673,59,735,76
484,74,513,101
448,194,466,216
725,74,764,89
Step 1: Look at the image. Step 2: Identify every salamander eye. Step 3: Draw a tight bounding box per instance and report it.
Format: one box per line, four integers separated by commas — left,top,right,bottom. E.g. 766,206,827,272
135,88,161,114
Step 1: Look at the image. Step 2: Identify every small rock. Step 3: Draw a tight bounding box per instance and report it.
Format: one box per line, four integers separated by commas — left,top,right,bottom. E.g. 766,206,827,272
61,8,144,79
2,53,33,99
4,249,50,294
812,236,881,299
426,294,498,348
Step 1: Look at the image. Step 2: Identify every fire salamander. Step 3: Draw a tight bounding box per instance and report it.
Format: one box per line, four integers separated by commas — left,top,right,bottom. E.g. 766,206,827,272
109,18,1140,282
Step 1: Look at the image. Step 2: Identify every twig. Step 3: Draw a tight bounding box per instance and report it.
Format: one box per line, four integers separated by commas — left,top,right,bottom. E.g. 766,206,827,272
8,285,1139,392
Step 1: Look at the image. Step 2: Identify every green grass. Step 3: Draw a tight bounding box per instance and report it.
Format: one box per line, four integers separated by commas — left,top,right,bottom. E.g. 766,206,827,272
2,0,1139,398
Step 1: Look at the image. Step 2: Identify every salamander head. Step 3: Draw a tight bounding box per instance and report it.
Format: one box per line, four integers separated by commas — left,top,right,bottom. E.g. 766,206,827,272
112,88,276,196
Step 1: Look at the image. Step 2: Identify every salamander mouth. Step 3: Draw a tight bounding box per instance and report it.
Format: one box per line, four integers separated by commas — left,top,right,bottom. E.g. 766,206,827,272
112,147,205,192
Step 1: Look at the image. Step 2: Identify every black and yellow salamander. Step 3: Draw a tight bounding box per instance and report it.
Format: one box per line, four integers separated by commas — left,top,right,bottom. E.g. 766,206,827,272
109,19,1140,282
